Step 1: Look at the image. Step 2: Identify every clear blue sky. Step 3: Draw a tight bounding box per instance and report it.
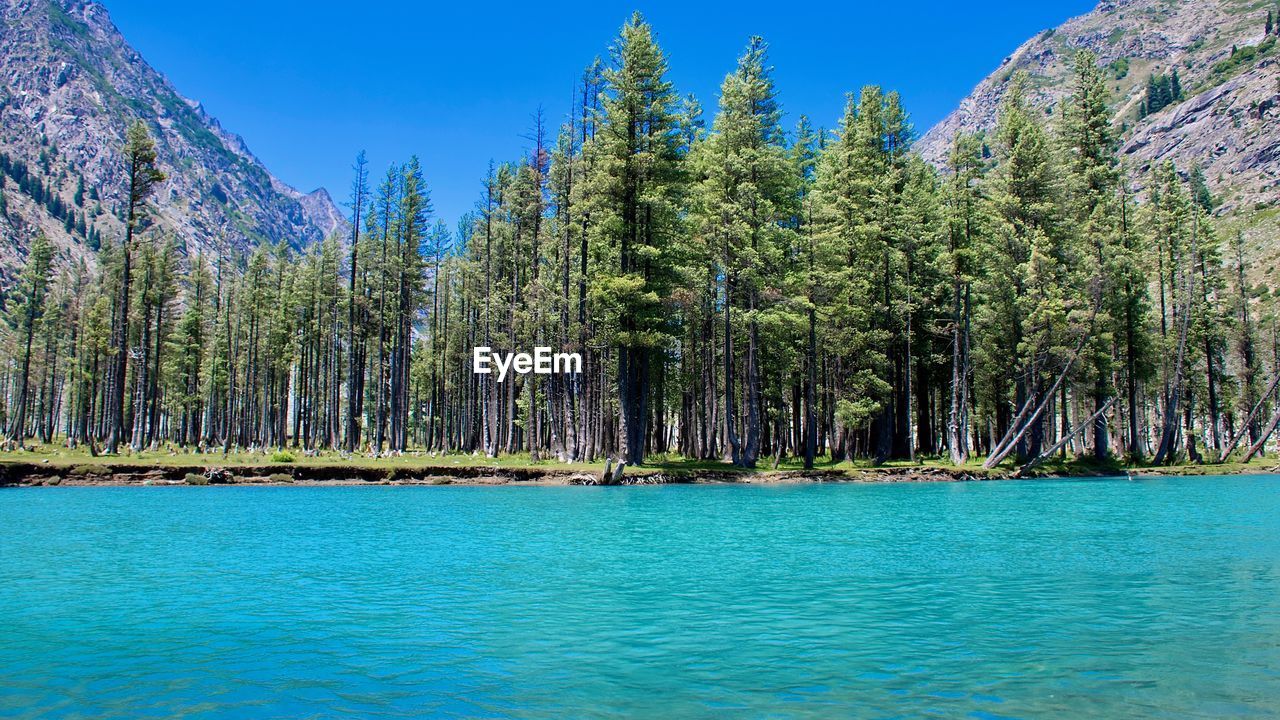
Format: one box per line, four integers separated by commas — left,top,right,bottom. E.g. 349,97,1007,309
102,0,1095,229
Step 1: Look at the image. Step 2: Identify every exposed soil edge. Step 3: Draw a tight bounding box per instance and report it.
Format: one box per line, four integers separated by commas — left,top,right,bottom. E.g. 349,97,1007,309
1,460,1275,487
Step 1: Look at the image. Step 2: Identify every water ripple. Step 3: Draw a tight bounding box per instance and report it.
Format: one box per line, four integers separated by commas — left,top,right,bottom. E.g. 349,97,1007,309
2,476,1279,718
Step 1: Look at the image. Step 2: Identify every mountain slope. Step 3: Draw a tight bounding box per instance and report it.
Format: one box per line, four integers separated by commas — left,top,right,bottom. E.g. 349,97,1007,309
918,0,1280,297
919,0,1277,198
0,0,345,279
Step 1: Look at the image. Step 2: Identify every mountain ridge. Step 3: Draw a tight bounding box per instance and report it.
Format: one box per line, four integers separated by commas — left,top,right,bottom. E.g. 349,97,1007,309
0,0,345,279
916,1,1278,203
916,0,1279,296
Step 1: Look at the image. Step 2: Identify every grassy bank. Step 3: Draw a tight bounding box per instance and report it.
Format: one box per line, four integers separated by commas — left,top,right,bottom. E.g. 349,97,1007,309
1,443,1277,486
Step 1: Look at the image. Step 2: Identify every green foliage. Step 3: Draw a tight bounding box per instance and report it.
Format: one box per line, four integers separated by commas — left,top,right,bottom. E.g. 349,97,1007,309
585,13,683,351
184,472,209,485
6,233,55,334
0,151,93,241
580,13,686,462
687,36,796,465
1139,69,1182,118
122,121,165,224
1210,37,1276,84
1188,164,1215,212
0,17,1258,473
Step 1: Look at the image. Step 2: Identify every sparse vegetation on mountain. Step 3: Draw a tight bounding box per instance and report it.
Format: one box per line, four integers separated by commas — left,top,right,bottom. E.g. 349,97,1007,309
0,0,345,280
917,0,1280,300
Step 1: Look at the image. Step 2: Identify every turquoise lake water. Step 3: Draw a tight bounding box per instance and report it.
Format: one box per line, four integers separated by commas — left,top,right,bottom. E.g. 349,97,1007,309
2,476,1279,719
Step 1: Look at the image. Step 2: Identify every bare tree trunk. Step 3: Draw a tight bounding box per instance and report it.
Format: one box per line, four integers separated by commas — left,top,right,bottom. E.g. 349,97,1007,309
1242,408,1280,463
1154,298,1193,465
985,312,1096,470
1021,397,1115,475
1223,372,1280,459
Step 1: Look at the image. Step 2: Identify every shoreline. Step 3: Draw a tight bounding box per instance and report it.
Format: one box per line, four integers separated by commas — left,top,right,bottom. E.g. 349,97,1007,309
2,458,1277,488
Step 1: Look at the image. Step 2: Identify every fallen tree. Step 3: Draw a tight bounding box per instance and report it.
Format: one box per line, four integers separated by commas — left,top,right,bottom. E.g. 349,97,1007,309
984,305,1099,470
1242,409,1280,464
1017,396,1115,475
1220,372,1280,461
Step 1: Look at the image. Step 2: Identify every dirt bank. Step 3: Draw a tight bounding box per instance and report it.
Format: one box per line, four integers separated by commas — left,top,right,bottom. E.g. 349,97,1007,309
0,461,990,487
1,460,1274,487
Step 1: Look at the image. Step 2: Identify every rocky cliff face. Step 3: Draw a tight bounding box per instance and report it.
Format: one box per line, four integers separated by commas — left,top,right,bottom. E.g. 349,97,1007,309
0,0,345,280
918,0,1279,293
918,0,1277,194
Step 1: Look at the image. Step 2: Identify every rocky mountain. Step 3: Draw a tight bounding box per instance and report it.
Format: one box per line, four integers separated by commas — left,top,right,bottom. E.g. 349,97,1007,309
0,0,345,281
918,0,1280,290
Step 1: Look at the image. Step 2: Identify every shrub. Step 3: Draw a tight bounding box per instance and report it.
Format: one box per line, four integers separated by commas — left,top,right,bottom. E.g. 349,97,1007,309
269,450,296,464
184,473,209,485
268,472,293,484
1210,37,1275,81
69,464,110,476
1108,57,1129,80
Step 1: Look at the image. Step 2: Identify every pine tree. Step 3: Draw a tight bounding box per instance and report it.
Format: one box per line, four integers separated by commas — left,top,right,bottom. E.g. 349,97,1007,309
344,151,370,452
690,36,794,467
979,74,1086,468
5,233,55,444
390,156,431,451
1061,50,1120,459
1189,164,1214,212
34,269,72,443
129,233,179,450
1114,179,1155,459
943,132,986,464
1143,72,1180,116
1188,210,1230,459
1231,231,1262,452
584,13,684,465
791,115,820,468
893,154,944,462
811,89,895,460
105,121,165,454
0,16,1268,468
171,253,212,445
1149,161,1194,464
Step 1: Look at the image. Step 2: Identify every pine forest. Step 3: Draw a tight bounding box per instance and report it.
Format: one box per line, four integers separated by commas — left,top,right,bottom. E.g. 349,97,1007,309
2,14,1277,471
